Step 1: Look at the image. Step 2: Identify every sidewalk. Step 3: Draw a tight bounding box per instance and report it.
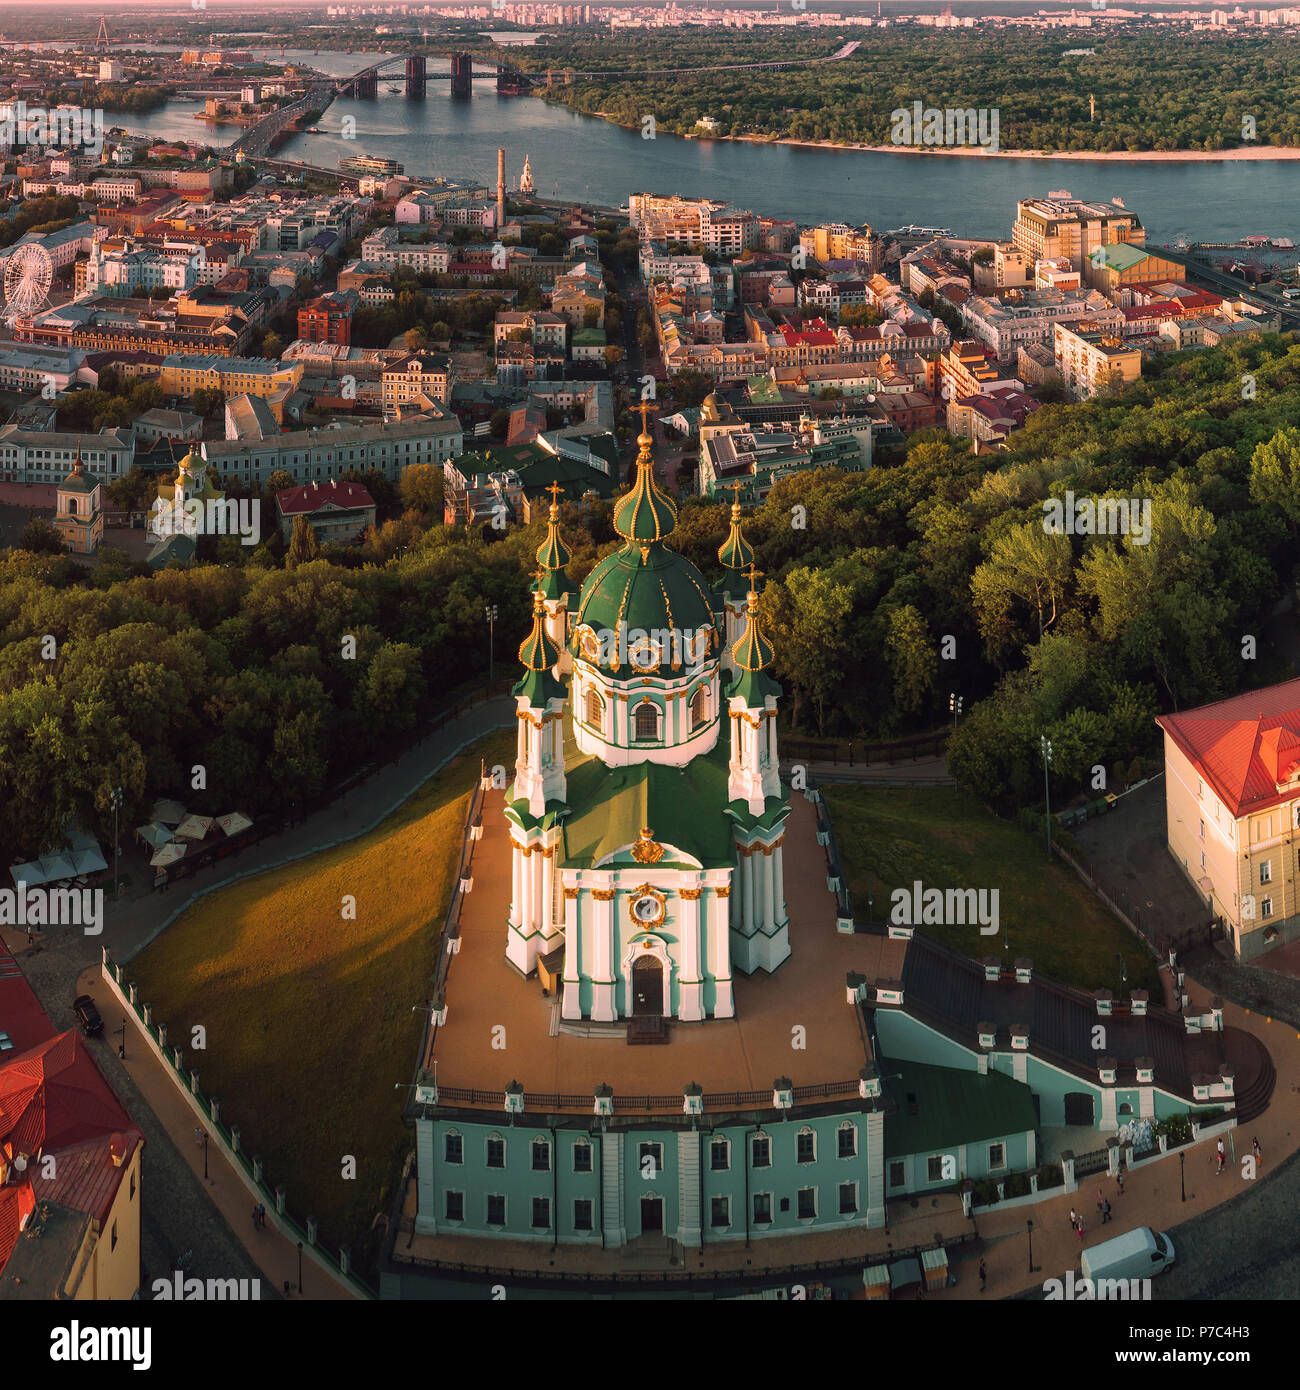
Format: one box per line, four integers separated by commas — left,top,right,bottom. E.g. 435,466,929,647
78,960,357,1302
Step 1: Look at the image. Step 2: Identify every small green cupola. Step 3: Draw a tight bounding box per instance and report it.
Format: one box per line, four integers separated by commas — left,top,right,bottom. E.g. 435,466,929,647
729,566,782,707
513,583,566,706
613,403,678,544
534,480,577,602
716,483,755,603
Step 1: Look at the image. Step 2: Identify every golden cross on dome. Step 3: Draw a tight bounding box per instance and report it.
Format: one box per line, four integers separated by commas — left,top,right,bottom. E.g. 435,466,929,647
637,400,653,434
746,563,764,591
545,481,563,509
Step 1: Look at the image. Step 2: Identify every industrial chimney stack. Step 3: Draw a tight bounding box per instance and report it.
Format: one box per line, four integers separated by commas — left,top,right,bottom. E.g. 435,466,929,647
497,148,506,229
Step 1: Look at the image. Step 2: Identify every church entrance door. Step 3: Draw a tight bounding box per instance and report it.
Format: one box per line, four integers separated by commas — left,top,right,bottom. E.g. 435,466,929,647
632,956,663,1016
640,1196,663,1234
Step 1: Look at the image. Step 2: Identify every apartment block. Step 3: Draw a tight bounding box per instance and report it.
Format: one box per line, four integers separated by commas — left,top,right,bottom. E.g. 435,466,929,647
1011,195,1145,273
1052,321,1142,398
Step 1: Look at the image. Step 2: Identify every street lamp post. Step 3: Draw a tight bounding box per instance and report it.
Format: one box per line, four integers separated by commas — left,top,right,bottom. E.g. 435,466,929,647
116,1019,126,1060
1027,1218,1038,1273
1180,1150,1186,1202
110,786,123,899
949,693,962,731
297,1240,304,1293
485,604,498,687
1041,735,1054,857
203,1129,209,1182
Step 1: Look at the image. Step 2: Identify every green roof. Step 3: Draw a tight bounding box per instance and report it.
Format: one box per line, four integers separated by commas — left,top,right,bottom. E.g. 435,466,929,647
613,455,678,543
572,328,606,346
513,451,617,501
573,542,719,668
551,729,781,868
746,375,783,405
1091,242,1151,272
882,1059,1038,1159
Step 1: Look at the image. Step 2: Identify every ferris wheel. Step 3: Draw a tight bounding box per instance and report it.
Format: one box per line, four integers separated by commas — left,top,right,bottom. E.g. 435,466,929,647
2,243,54,322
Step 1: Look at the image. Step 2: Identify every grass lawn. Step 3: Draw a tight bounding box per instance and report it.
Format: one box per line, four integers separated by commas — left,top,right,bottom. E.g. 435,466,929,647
821,784,1163,998
131,726,516,1274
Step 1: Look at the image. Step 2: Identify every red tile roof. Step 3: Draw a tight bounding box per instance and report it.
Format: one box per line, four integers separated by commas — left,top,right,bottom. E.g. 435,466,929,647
0,1031,136,1159
275,479,375,515
1157,678,1300,818
0,1176,36,1275
0,941,54,1057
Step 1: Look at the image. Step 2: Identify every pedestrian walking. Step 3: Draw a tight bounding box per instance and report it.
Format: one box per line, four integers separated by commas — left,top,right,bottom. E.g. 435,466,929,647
978,1259,987,1293
1068,1207,1078,1230
1076,1216,1085,1241
1116,1169,1124,1195
1096,1186,1105,1217
194,1126,203,1148
1252,1136,1262,1163
1101,1199,1112,1225
1216,1137,1225,1161
252,1203,260,1230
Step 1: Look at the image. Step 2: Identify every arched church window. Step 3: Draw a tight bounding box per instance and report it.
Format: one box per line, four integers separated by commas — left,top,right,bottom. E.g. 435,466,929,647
633,702,660,742
585,687,605,731
690,685,709,730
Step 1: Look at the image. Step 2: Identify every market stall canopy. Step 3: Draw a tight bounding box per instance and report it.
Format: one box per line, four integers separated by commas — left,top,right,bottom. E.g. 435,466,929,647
37,854,75,882
175,814,214,841
150,842,188,868
136,822,174,850
10,861,45,887
217,812,253,837
151,799,186,826
69,847,108,876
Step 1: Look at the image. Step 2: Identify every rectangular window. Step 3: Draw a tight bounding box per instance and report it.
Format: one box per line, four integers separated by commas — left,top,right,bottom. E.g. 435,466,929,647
837,1126,857,1159
1260,861,1272,885
111,1222,118,1252
888,1160,905,1189
531,1139,550,1172
1261,897,1274,919
796,1131,816,1164
839,1182,858,1215
486,1194,506,1225
531,1196,551,1229
988,1142,1006,1171
710,1138,729,1172
753,1192,772,1225
444,1133,463,1165
486,1138,505,1169
445,1190,464,1221
751,1135,771,1168
797,1188,817,1220
1200,852,1207,870
573,1141,593,1173
927,1155,947,1183
573,1198,593,1232
130,1171,136,1200
638,1141,663,1176
710,1196,730,1228
1199,819,1205,839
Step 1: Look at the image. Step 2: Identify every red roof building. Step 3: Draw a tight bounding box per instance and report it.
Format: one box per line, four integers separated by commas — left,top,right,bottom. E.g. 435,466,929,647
275,478,377,547
1157,678,1300,962
0,941,144,1297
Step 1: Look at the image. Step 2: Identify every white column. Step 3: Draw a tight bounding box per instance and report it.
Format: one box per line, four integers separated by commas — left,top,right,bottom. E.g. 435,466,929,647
511,841,522,925
742,850,755,934
678,892,703,1022
711,890,734,1017
774,843,785,921
592,891,616,1021
540,849,554,939
516,716,526,768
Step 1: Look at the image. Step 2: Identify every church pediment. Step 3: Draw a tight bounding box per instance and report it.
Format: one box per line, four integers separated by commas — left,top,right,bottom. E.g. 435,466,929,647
594,825,702,871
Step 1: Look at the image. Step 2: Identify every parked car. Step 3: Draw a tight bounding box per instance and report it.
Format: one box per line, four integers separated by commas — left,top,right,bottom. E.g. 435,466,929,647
73,994,104,1037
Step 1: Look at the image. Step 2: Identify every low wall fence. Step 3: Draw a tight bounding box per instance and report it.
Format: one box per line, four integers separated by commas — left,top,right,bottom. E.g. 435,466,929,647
99,952,376,1301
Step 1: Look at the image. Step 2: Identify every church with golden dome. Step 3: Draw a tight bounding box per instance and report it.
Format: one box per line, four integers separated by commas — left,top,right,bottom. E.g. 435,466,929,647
505,408,792,1022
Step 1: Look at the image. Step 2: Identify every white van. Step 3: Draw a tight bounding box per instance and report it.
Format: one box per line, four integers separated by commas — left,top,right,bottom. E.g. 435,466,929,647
1080,1226,1176,1284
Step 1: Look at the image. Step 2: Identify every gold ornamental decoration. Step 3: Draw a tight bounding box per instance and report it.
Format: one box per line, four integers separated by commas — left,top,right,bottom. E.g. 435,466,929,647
631,827,665,864
628,884,667,928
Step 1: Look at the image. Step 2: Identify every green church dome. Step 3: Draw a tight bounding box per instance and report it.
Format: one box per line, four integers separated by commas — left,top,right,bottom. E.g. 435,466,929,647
573,408,719,674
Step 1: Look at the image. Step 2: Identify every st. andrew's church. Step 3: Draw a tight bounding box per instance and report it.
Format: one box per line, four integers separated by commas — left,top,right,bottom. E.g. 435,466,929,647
505,408,792,1021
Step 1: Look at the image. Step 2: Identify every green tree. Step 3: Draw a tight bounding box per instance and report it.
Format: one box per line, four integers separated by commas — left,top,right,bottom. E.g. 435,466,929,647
884,604,938,714
1248,426,1300,536
399,462,444,517
286,515,320,569
17,519,63,554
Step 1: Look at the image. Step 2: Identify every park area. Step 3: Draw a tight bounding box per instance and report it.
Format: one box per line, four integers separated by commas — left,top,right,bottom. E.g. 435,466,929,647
821,784,1162,998
130,726,515,1269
